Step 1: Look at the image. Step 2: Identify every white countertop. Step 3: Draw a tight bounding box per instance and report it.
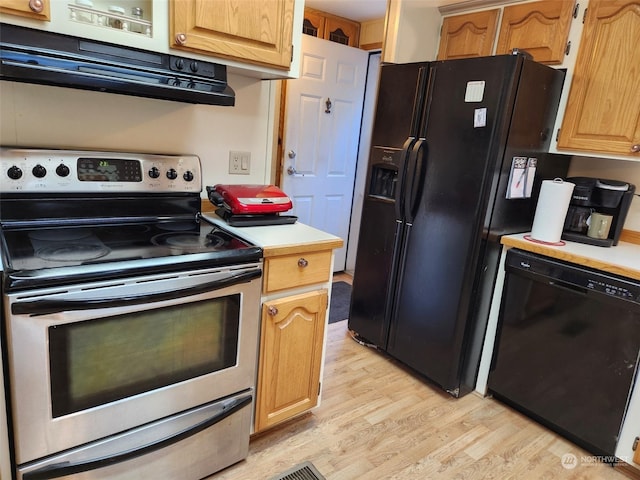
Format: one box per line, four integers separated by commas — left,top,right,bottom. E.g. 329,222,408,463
203,214,343,257
502,233,640,281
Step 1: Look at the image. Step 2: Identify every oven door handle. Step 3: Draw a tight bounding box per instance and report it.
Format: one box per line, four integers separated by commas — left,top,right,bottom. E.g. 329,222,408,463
12,269,261,316
22,393,253,480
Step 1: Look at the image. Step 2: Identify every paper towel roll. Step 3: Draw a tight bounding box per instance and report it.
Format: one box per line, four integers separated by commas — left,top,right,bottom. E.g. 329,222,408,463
530,179,575,243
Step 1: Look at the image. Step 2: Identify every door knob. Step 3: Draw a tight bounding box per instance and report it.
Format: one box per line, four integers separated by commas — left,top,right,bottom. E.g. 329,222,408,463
631,144,640,153
287,165,297,175
288,150,296,159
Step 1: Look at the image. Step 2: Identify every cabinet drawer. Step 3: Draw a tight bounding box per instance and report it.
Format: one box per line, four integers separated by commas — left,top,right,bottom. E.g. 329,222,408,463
263,250,332,293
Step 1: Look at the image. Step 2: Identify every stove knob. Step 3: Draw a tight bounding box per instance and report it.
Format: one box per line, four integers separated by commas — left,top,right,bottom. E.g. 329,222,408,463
166,168,178,180
56,164,70,177
32,164,47,178
149,166,160,179
183,170,194,182
8,165,22,180
189,61,198,73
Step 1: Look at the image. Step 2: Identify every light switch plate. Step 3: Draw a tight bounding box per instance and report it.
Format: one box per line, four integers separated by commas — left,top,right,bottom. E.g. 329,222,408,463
229,151,251,175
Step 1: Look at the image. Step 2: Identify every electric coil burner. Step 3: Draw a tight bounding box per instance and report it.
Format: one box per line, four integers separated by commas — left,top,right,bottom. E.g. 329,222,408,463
0,148,263,480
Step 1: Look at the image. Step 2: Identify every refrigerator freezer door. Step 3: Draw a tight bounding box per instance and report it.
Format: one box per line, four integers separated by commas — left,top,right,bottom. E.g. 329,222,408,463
349,62,429,347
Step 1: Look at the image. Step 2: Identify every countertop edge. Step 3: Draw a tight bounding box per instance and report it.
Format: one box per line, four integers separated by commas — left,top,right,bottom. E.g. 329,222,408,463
501,234,640,282
261,239,344,258
202,213,344,257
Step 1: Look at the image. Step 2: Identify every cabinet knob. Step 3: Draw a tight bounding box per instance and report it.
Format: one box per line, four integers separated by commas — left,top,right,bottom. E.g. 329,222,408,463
298,257,309,268
175,33,187,46
267,305,278,316
29,0,44,13
631,144,640,153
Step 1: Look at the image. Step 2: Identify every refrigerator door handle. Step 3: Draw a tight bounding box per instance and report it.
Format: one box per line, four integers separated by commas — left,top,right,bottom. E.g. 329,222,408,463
395,135,417,221
404,138,427,223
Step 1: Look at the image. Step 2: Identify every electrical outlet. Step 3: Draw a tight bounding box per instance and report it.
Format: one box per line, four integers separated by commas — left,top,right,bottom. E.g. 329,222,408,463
229,151,251,175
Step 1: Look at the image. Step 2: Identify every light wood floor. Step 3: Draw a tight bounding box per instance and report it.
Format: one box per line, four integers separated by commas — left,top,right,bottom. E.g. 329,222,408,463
211,299,633,479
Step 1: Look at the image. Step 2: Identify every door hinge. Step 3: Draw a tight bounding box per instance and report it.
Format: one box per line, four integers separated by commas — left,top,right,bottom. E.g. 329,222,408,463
318,382,322,394
291,45,294,63
633,436,639,451
572,3,579,19
565,41,571,56
556,128,561,142
583,7,588,24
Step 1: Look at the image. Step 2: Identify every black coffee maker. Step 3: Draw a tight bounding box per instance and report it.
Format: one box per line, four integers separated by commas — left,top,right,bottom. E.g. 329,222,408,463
562,177,635,247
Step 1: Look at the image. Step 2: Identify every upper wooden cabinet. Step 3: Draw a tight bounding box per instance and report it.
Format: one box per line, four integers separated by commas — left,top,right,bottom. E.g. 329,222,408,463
438,1,575,64
303,7,360,47
0,0,49,21
170,0,296,70
558,0,640,157
495,0,574,64
437,9,499,60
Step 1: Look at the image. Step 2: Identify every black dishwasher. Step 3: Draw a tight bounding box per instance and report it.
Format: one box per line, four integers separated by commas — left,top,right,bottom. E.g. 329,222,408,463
488,249,640,458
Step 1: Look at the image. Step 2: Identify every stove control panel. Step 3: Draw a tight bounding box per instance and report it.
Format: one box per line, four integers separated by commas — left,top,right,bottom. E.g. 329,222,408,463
0,148,201,193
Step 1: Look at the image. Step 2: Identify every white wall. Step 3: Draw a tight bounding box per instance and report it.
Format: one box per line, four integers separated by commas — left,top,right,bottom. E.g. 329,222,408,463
568,157,640,232
0,73,276,191
383,0,441,63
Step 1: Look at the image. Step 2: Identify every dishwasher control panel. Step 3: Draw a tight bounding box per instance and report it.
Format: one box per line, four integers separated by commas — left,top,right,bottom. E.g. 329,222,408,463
508,249,640,305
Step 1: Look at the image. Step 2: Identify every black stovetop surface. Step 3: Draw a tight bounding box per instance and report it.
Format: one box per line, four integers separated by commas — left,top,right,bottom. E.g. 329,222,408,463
0,217,262,292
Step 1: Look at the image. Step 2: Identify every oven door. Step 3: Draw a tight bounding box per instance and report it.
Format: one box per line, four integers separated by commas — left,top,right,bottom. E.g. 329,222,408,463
4,263,261,466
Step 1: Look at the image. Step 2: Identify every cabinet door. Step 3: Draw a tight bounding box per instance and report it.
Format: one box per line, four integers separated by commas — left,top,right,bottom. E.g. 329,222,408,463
495,0,574,64
437,9,499,60
255,289,327,432
324,16,359,47
0,0,49,21
558,0,640,157
303,7,325,38
170,0,295,69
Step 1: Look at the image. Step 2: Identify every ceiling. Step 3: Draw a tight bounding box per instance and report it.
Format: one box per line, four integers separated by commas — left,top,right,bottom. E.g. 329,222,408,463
304,0,464,22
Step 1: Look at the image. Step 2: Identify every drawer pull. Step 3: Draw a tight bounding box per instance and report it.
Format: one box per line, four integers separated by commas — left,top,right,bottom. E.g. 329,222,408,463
298,258,309,268
267,305,278,316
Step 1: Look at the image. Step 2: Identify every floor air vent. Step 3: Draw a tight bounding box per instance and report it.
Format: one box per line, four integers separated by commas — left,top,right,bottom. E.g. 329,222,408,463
268,461,326,480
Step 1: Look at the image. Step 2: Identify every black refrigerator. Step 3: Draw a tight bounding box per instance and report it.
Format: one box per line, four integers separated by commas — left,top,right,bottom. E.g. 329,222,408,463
348,53,570,397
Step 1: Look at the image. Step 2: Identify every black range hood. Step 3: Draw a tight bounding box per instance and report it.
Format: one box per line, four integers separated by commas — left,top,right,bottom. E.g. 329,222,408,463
0,23,235,106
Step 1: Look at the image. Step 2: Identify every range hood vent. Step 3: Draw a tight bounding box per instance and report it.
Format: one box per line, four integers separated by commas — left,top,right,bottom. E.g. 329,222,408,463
0,24,235,106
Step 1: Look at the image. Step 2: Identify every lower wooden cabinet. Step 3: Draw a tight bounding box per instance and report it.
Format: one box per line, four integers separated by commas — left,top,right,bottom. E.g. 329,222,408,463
255,289,328,432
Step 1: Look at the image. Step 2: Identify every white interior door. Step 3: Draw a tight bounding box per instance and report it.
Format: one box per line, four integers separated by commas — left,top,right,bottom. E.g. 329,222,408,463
282,35,368,272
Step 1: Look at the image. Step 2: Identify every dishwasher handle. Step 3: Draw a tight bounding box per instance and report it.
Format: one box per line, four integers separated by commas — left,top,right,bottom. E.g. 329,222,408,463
12,269,261,316
22,394,252,480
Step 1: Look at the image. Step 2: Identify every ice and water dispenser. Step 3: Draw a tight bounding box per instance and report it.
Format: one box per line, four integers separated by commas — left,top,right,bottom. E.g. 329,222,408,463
368,147,399,201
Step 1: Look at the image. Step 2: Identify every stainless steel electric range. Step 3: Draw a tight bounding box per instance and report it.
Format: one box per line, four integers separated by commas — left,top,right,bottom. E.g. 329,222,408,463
0,148,262,480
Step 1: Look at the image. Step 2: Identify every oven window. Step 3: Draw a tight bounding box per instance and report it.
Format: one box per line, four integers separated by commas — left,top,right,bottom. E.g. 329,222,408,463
49,295,240,417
